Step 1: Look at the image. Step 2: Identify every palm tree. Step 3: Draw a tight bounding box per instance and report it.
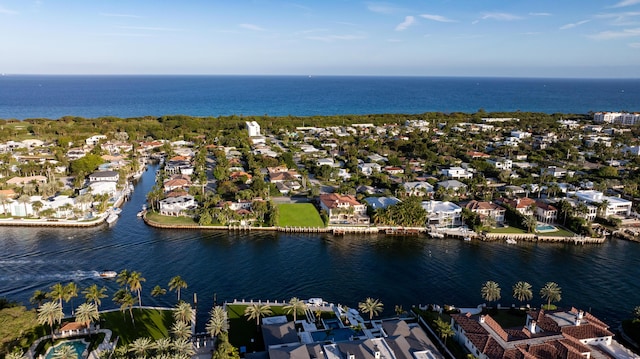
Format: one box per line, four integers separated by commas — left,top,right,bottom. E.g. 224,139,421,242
168,275,188,302
128,271,145,307
283,297,307,322
153,337,173,355
37,301,64,343
540,282,562,309
512,281,533,304
244,303,273,326
433,317,454,345
17,194,30,217
48,283,65,311
113,288,135,322
206,306,229,337
481,281,501,305
63,282,78,314
522,215,538,233
174,301,194,325
358,297,384,321
171,320,191,340
116,269,130,288
5,350,26,359
82,284,107,309
75,302,99,335
30,289,48,309
128,337,153,358
151,285,167,297
51,344,76,359
172,337,196,357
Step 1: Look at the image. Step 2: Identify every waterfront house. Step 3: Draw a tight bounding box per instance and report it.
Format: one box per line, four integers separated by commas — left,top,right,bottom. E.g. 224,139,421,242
461,200,506,227
159,195,196,216
436,180,467,194
319,193,369,225
574,190,632,217
451,307,628,359
163,176,192,192
497,197,536,217
364,196,401,210
421,200,462,228
536,201,558,224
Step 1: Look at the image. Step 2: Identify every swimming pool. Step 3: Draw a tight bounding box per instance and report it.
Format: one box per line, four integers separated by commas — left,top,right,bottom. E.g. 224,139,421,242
536,224,557,232
323,318,342,329
45,339,88,359
310,328,358,342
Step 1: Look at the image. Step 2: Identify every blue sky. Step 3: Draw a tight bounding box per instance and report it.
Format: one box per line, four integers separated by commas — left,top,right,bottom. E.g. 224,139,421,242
2,0,640,77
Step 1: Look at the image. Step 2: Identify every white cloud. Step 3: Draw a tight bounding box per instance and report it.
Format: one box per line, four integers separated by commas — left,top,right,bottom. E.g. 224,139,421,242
610,0,640,8
420,14,456,23
395,16,415,31
529,12,552,16
387,38,404,42
588,27,640,39
595,11,640,26
480,12,523,21
0,5,18,15
629,42,640,47
367,2,404,14
559,20,591,30
100,13,142,18
239,23,266,31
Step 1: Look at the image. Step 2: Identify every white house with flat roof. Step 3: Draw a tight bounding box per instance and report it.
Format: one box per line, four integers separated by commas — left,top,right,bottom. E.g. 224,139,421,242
440,167,472,179
421,200,462,227
574,190,632,217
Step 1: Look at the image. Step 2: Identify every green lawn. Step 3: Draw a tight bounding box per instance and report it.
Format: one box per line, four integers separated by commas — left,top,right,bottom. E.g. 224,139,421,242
537,228,574,237
276,204,324,227
145,212,198,226
488,226,528,234
101,308,174,346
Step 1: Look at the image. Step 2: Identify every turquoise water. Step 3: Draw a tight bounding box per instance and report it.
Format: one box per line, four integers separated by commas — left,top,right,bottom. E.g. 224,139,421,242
536,224,557,231
45,340,87,359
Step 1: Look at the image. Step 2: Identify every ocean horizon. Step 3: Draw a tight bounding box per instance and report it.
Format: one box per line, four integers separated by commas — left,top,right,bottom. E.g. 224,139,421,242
1,75,639,120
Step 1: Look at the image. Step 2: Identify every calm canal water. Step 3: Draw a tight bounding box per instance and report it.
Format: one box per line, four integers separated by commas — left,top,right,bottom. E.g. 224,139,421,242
1,165,639,329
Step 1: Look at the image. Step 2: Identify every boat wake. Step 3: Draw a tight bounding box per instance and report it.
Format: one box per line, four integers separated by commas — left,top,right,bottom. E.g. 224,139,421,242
0,270,104,282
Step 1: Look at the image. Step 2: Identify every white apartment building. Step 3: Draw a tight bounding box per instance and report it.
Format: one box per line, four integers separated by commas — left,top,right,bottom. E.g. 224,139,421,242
441,166,473,179
246,121,261,137
593,112,640,125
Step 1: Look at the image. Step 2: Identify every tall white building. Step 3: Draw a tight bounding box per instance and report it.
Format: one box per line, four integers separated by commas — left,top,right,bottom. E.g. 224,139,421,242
593,112,640,125
246,121,261,137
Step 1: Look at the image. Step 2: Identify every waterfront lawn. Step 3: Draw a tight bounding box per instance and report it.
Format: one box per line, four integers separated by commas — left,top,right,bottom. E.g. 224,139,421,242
145,212,198,226
101,308,173,346
488,227,528,234
277,204,324,227
537,228,574,237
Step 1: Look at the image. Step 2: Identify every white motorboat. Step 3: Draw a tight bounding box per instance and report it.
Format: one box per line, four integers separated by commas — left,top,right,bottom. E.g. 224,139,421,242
506,238,517,244
99,270,117,278
106,213,118,225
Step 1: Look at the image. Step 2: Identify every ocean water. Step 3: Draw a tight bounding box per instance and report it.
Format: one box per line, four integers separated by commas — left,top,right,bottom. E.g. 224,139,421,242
0,75,639,120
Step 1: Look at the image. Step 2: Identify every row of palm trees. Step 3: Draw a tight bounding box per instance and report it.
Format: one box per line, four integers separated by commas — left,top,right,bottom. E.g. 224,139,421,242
241,296,386,328
481,280,562,309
